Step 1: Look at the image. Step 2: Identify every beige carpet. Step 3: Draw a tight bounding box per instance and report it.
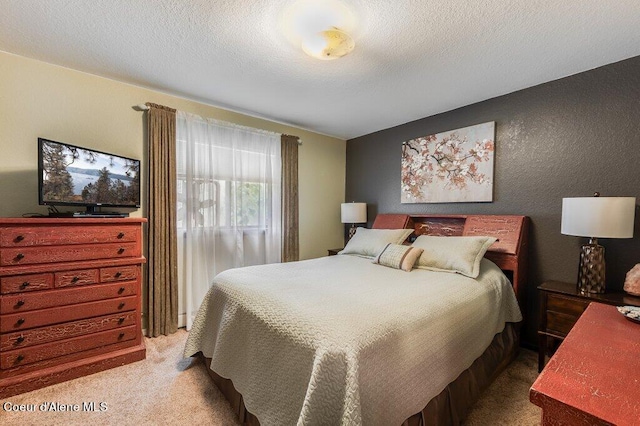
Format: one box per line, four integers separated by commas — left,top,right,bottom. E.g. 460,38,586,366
0,329,540,425
463,345,541,425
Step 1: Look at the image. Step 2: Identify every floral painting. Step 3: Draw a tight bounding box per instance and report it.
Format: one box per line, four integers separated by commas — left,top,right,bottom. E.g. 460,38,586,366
401,122,495,203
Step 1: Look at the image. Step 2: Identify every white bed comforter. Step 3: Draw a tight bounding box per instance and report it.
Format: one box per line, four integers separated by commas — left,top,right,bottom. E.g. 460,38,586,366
184,255,522,426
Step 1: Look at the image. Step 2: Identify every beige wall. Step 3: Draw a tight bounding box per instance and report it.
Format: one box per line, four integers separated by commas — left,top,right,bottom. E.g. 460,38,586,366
0,51,346,260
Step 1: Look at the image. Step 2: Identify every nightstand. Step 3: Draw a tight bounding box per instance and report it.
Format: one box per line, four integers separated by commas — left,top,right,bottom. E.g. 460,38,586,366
537,280,640,372
327,248,343,256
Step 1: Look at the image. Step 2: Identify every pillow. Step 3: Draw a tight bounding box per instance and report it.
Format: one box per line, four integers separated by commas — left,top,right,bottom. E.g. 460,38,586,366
412,235,497,278
373,243,424,272
339,228,414,258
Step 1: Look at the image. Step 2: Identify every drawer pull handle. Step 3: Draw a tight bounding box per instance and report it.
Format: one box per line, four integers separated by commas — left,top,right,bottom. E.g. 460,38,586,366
15,355,24,363
118,332,125,339
16,318,25,326
15,336,25,345
117,247,126,254
118,287,125,294
117,232,125,239
118,302,126,309
71,276,80,283
16,300,25,307
114,271,122,278
15,235,25,242
20,282,30,289
118,317,125,324
15,253,24,261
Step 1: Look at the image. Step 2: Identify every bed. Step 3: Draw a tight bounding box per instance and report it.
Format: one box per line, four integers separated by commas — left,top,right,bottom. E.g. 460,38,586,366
184,214,529,425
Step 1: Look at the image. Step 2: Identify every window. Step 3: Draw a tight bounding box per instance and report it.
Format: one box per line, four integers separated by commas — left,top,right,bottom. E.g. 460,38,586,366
176,178,267,229
176,111,282,329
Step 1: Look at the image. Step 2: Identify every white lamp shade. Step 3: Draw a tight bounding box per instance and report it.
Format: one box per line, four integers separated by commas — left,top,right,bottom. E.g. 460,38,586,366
341,202,367,224
561,197,636,238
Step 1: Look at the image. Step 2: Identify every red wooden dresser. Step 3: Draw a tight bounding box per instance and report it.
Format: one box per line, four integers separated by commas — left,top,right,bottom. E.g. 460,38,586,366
530,302,640,425
0,218,146,397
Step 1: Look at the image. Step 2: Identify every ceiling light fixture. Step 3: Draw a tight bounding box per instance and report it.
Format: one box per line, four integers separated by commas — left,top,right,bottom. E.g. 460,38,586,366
301,26,355,60
281,0,356,61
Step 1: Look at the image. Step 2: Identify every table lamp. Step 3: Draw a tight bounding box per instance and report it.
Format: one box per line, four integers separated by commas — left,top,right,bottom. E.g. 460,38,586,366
561,193,636,294
341,202,367,241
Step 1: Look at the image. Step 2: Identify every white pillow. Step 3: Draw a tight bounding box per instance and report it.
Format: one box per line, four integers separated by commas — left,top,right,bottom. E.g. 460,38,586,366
373,243,424,272
411,235,497,278
340,228,414,258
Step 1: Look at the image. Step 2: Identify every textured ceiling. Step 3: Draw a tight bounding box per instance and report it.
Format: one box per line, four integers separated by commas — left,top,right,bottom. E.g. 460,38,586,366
1,0,639,139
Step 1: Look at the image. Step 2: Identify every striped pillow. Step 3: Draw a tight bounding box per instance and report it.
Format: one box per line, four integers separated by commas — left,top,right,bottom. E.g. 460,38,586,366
373,244,424,272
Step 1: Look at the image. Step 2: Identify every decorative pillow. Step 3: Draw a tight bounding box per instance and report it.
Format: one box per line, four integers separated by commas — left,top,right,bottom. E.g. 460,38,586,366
411,235,497,278
373,243,424,272
339,228,414,258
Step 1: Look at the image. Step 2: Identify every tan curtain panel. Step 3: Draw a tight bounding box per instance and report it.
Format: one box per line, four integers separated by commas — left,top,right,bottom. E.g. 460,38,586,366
281,134,300,262
146,102,178,337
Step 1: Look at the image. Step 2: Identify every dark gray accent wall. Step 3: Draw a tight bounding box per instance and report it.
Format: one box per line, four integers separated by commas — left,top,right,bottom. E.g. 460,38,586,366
346,55,640,346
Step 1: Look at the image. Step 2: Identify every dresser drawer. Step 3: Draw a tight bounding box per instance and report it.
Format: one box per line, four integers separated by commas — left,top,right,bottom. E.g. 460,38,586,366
1,311,137,351
0,296,137,333
1,325,137,369
54,269,99,288
1,273,54,294
100,265,139,282
547,294,589,316
0,339,140,379
547,311,580,337
1,281,138,314
1,242,140,266
0,226,138,247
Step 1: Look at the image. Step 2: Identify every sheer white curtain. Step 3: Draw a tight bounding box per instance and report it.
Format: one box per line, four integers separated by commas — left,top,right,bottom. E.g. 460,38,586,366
176,111,282,330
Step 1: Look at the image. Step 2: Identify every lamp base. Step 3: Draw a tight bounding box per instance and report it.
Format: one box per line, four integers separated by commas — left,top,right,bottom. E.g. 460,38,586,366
577,238,606,294
348,224,357,241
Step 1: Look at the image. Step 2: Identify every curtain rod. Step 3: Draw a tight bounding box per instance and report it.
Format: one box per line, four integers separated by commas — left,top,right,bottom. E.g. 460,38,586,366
135,104,302,145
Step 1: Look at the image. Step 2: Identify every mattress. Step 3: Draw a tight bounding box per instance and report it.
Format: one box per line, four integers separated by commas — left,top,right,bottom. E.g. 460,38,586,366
184,254,522,426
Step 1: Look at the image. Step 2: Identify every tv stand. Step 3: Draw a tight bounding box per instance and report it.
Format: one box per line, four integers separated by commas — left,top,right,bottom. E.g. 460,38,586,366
81,206,129,217
47,212,76,218
47,212,129,218
73,212,129,218
47,206,130,218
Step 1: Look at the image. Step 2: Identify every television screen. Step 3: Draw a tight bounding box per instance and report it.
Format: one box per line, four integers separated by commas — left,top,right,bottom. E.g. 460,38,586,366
38,138,140,208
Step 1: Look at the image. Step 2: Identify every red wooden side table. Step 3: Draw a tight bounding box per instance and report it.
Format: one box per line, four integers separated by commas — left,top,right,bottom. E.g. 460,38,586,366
530,302,640,425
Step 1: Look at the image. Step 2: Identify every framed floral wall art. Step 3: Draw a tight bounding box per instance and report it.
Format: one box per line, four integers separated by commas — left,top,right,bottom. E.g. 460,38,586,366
401,122,495,203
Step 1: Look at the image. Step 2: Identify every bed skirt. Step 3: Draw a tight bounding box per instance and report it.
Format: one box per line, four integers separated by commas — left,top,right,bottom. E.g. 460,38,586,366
198,322,519,426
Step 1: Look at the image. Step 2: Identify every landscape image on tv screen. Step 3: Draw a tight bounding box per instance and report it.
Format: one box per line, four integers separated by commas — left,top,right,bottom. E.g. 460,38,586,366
40,139,140,206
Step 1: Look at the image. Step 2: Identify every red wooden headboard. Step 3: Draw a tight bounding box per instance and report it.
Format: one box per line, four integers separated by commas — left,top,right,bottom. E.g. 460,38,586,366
372,214,530,308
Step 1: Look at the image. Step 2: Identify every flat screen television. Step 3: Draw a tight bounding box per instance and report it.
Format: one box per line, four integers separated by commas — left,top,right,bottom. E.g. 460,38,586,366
38,138,141,214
